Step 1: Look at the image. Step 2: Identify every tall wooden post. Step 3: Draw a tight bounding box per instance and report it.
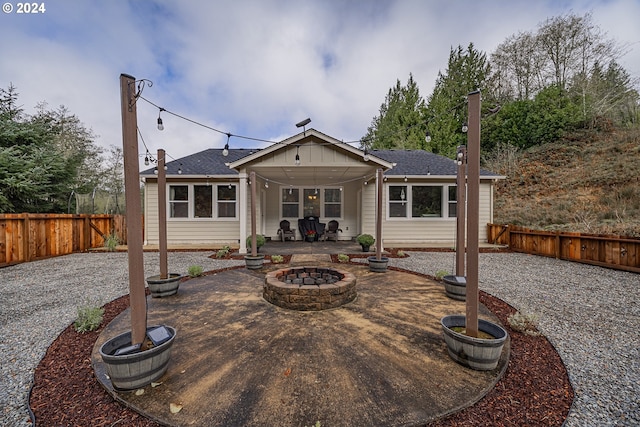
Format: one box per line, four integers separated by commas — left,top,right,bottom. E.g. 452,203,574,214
455,146,466,277
120,74,147,345
157,149,168,279
466,90,481,338
375,168,383,260
250,171,257,257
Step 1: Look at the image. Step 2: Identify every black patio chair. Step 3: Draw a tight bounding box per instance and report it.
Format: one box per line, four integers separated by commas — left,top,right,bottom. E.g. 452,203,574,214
277,220,296,242
323,220,342,242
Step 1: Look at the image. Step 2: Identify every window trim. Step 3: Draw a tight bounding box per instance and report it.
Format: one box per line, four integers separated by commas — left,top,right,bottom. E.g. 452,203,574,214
167,183,238,221
386,183,457,220
279,186,343,219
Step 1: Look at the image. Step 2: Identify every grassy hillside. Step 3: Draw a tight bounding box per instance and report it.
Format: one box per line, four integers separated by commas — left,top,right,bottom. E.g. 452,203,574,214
485,127,640,237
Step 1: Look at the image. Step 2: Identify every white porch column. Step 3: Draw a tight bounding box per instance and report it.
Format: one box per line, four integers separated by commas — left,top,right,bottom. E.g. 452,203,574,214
238,171,248,254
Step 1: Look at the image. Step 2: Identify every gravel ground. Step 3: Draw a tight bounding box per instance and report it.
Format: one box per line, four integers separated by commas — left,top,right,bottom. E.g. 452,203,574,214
1,251,638,426
0,252,245,427
384,252,640,427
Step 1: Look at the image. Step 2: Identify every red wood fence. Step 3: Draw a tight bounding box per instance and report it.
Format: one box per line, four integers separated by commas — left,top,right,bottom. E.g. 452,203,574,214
487,223,640,274
0,214,127,267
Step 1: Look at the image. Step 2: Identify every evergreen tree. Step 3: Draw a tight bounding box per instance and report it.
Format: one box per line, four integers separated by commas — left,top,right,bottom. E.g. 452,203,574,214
425,43,492,157
361,73,427,151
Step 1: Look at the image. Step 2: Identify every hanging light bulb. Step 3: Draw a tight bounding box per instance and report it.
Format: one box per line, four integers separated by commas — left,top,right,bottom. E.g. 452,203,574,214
223,133,230,157
154,167,158,175
265,179,269,189
461,122,468,133
425,130,432,143
178,164,182,174
289,186,293,195
295,145,300,166
157,108,165,131
144,154,150,166
404,176,408,182
363,148,370,161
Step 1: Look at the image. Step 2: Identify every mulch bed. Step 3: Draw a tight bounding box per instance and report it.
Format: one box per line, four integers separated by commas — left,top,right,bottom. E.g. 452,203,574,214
29,265,573,427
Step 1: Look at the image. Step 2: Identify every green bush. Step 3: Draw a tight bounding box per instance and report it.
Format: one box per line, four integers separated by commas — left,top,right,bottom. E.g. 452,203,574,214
103,233,120,252
270,255,284,263
337,254,349,263
356,234,375,246
187,265,204,277
74,305,104,333
246,235,266,248
435,270,449,280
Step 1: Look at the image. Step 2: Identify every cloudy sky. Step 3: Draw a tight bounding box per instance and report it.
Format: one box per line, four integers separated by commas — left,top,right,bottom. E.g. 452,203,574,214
1,0,639,168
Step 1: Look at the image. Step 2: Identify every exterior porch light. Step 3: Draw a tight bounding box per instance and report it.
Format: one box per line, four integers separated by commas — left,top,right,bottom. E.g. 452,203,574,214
157,108,165,131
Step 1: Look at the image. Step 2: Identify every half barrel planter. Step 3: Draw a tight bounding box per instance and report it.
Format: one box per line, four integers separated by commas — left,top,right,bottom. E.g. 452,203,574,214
367,256,389,272
146,273,182,297
441,315,508,371
99,325,176,391
245,254,265,270
442,275,466,301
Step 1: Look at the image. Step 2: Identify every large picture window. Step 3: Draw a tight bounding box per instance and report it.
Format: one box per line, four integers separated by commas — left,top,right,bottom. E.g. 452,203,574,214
324,188,341,217
194,185,212,218
167,183,236,219
388,184,456,219
412,186,442,217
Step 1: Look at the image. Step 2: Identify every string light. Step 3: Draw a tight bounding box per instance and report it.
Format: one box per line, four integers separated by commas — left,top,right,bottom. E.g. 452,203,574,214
425,130,432,143
223,133,231,157
363,147,370,161
461,122,468,133
295,145,300,166
157,108,165,131
265,179,269,189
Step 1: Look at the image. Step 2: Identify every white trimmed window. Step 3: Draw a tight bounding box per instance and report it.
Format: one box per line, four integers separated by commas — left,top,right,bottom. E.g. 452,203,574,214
168,184,237,219
387,184,457,219
280,187,342,219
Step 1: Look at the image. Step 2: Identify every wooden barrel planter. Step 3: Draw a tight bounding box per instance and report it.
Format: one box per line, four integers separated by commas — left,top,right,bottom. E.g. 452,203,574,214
99,325,176,391
442,275,466,300
146,274,182,297
441,315,508,371
367,256,389,272
245,254,265,270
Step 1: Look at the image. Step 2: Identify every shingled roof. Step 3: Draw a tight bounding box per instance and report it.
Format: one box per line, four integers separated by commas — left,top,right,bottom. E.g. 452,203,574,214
371,149,500,177
141,147,502,178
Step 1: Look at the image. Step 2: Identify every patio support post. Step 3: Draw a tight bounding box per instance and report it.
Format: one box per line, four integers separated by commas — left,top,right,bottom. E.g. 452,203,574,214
456,146,466,277
466,90,481,339
157,148,168,279
250,171,257,257
239,172,248,254
120,73,147,345
375,168,383,260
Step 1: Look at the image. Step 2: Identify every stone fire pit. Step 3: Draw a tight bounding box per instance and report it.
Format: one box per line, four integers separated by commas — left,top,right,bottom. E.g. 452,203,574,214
263,266,356,311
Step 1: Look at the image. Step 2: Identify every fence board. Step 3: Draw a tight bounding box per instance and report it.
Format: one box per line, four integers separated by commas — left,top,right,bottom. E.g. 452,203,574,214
0,214,127,267
488,224,640,274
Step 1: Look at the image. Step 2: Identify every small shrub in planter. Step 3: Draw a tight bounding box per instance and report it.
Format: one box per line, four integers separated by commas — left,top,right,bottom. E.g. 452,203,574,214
356,234,375,251
246,235,266,250
337,254,349,263
187,265,204,277
271,255,284,263
74,305,104,333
